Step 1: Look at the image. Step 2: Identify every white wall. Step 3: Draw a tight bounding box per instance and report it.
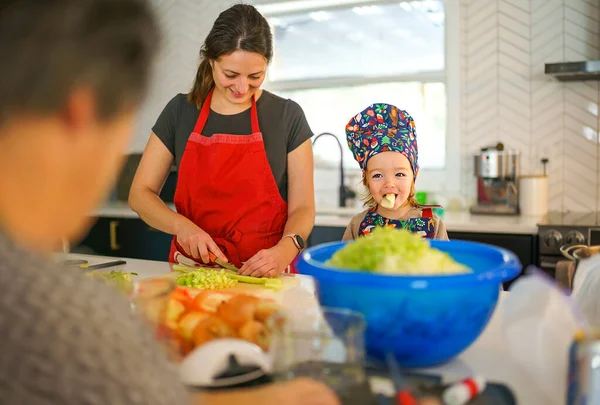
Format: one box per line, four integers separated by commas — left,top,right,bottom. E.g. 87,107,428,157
459,0,600,212
129,0,241,153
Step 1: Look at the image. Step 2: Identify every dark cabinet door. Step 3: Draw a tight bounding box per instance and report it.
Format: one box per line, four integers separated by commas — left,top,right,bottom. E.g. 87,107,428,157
73,217,172,261
72,217,113,256
308,226,346,247
448,231,538,287
118,219,172,261
448,232,537,268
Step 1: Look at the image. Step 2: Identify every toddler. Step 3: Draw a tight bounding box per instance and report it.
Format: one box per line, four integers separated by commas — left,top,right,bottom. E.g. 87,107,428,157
342,103,448,241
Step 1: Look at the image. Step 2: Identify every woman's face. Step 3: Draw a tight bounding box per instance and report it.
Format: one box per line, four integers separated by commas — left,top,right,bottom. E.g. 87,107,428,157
211,50,268,105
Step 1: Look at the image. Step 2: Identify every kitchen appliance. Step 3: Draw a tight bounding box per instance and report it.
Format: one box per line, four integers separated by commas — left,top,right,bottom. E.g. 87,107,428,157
470,144,520,215
545,60,600,81
537,211,600,278
519,175,548,216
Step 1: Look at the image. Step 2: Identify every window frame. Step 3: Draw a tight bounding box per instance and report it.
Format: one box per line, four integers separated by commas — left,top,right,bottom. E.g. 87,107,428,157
259,0,461,196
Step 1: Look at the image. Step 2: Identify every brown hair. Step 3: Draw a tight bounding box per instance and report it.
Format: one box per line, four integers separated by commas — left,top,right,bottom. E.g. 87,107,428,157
361,175,419,209
0,0,159,125
187,4,273,110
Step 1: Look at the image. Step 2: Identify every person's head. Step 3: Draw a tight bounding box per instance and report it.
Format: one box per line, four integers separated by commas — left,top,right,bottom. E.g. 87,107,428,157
362,152,418,210
188,4,273,109
0,0,160,251
345,104,419,210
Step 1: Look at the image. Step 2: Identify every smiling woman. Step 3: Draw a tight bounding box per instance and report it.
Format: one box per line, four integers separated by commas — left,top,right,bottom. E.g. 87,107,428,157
129,4,316,278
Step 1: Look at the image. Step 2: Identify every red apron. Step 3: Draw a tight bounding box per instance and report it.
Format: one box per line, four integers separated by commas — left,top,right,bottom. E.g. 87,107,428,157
169,88,289,271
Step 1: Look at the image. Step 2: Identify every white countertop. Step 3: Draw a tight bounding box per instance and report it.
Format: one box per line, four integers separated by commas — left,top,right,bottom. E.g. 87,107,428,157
95,202,541,235
69,253,556,405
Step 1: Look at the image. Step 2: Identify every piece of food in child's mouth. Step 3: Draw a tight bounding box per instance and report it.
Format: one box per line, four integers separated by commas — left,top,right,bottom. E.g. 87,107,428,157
381,193,396,209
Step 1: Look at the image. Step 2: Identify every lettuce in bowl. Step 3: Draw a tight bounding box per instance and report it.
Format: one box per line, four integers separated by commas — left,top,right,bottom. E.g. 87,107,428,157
327,227,470,275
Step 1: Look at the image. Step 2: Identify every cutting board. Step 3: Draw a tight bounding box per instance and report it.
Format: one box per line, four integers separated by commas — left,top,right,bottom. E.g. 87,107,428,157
154,271,314,307
219,274,301,301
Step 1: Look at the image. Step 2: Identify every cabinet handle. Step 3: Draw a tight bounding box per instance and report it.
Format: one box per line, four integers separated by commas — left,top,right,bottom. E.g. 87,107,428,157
109,220,120,250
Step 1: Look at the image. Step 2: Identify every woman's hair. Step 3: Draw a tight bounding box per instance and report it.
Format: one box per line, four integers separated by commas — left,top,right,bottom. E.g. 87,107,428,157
188,4,273,109
0,0,160,125
361,175,419,209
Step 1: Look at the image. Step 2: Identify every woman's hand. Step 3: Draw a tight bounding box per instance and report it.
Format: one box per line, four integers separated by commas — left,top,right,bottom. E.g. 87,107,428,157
239,239,296,277
175,220,226,264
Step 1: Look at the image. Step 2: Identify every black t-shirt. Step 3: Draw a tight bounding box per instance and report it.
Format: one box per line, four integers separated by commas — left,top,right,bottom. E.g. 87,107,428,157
152,91,313,201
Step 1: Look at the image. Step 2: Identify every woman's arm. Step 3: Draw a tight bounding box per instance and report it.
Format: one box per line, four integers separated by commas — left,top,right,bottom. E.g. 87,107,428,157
239,139,315,276
129,133,189,235
129,133,226,262
278,139,316,253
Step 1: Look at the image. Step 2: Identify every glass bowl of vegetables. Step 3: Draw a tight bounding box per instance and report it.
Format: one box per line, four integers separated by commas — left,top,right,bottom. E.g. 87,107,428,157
295,228,521,368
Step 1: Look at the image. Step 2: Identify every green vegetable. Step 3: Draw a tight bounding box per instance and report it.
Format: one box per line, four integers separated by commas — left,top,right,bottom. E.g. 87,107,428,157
87,270,138,292
328,227,470,275
227,272,283,290
173,264,283,290
176,269,238,290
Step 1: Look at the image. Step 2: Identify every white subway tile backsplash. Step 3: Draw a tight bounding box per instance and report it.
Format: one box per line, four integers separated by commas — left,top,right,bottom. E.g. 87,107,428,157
461,0,600,213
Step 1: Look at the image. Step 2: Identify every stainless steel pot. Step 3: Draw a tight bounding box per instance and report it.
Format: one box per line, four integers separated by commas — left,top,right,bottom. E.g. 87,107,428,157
473,150,520,179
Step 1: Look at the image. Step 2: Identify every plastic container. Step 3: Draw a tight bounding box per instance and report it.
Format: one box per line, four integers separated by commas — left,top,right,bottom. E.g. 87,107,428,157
295,240,521,367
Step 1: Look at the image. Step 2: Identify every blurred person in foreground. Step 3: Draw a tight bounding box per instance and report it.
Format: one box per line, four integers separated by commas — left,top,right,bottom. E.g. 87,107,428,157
0,0,338,404
0,1,443,404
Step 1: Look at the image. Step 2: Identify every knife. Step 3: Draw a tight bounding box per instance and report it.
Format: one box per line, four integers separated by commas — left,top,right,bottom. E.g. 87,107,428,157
85,260,127,270
63,259,127,270
215,257,239,273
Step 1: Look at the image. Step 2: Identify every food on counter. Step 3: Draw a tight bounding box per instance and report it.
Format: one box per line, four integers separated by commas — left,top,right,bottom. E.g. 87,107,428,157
160,287,282,356
191,315,235,346
176,269,238,289
328,227,470,275
218,294,261,328
238,320,268,349
87,270,138,292
174,265,283,291
381,193,396,209
230,272,283,290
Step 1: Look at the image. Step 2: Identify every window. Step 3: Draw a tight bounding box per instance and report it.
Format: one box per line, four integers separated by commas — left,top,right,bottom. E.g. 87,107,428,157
259,0,447,169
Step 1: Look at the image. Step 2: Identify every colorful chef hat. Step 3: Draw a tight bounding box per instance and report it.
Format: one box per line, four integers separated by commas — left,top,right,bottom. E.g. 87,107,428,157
345,103,419,178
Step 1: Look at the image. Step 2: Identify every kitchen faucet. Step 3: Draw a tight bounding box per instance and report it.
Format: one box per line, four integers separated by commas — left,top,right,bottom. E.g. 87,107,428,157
312,132,356,207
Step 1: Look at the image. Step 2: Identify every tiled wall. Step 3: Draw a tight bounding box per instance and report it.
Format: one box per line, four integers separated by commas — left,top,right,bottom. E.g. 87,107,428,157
129,0,235,153
460,0,600,212
133,0,600,213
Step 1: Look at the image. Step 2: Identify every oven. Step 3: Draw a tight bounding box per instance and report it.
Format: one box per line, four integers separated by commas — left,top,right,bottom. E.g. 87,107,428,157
537,212,600,279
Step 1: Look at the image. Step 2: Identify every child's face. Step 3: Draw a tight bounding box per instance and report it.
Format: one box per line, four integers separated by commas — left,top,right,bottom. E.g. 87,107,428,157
366,151,414,210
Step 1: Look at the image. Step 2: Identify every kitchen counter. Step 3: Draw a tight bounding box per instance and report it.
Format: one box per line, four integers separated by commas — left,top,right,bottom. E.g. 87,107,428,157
64,253,319,309
314,207,541,234
95,202,542,235
68,253,557,405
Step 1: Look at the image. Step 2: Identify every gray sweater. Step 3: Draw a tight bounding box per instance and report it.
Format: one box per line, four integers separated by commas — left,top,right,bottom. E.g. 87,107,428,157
0,230,189,405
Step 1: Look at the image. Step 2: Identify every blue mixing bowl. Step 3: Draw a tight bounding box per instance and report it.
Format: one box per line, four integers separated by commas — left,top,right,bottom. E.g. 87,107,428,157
295,239,521,368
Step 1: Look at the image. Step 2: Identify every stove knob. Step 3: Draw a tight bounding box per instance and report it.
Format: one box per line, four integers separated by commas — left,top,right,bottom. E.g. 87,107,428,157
566,231,586,245
544,230,563,249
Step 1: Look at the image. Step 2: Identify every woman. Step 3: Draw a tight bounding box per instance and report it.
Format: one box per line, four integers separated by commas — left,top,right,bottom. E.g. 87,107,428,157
129,4,315,278
0,0,339,404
